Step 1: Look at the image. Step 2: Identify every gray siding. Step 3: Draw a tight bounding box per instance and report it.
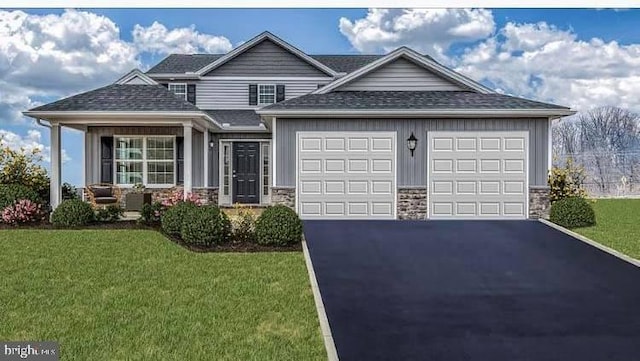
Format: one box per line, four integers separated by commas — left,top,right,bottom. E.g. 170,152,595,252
275,118,549,187
208,132,272,187
338,58,464,91
85,126,204,187
204,39,328,77
196,78,332,109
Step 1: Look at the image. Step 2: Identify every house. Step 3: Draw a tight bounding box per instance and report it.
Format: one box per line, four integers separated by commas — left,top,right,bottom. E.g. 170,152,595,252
24,31,575,220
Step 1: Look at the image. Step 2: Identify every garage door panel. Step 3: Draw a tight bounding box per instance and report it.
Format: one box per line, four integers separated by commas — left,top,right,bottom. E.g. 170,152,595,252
298,132,396,219
429,131,528,219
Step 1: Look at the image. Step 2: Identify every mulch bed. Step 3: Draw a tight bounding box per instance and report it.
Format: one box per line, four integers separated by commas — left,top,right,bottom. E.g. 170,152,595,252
0,221,302,253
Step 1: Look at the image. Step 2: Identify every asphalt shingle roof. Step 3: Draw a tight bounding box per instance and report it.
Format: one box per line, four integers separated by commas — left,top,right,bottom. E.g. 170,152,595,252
29,84,201,112
204,109,263,126
146,54,224,74
261,91,569,111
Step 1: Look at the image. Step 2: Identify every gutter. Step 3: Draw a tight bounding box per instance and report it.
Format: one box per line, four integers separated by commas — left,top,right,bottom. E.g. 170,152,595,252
35,118,51,128
256,108,577,118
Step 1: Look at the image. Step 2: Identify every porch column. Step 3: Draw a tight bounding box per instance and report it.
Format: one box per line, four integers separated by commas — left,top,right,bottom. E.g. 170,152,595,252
50,123,62,209
203,130,209,187
183,123,193,199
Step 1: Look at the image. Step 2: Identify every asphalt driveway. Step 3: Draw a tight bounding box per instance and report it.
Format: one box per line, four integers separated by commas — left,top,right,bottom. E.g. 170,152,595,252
304,220,640,361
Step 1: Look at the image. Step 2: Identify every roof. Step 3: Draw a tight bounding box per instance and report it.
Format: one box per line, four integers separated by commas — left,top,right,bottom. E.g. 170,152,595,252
146,53,388,75
260,91,570,111
147,54,224,74
29,84,201,112
204,109,263,127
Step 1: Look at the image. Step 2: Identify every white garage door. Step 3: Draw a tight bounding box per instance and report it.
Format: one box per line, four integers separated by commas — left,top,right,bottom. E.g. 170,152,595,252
297,131,396,219
428,131,528,219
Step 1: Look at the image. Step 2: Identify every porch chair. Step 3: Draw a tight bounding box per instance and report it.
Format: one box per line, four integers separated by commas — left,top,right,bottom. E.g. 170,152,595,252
86,183,122,208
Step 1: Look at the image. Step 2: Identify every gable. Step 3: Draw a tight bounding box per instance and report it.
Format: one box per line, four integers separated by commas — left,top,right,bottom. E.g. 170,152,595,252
204,39,328,77
336,57,465,92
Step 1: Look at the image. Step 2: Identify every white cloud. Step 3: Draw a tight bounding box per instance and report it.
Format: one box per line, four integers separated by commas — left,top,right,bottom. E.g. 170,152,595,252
0,128,70,163
455,21,640,111
132,21,232,54
339,9,495,59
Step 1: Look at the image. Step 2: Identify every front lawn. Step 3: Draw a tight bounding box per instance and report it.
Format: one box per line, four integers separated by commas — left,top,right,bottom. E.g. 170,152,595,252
574,199,640,260
0,230,325,360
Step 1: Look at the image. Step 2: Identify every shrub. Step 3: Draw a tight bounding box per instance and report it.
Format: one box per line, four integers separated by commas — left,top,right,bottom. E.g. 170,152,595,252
549,158,588,203
138,201,163,225
220,210,232,243
161,201,197,236
549,197,596,229
51,199,95,227
180,205,228,246
255,205,303,246
1,199,45,225
0,184,41,210
62,182,79,200
230,205,256,243
0,145,50,202
95,205,124,223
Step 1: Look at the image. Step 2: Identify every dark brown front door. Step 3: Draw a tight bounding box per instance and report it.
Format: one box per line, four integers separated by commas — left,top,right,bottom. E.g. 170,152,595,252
233,142,260,204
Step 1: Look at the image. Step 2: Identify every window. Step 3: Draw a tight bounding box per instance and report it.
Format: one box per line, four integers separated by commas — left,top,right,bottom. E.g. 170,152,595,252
168,83,187,100
115,136,175,186
222,144,231,196
262,143,269,196
258,84,276,105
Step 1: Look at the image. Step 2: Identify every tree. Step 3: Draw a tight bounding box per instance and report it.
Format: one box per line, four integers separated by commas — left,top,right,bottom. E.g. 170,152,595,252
0,144,50,203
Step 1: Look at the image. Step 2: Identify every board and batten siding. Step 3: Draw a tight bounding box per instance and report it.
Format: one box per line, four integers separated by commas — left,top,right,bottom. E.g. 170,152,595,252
196,78,332,109
85,126,204,187
204,39,329,77
337,58,465,92
275,118,550,188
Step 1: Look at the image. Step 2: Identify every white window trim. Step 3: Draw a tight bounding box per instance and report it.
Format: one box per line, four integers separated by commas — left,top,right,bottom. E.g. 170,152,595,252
257,84,276,106
113,135,177,188
218,139,272,206
168,83,188,101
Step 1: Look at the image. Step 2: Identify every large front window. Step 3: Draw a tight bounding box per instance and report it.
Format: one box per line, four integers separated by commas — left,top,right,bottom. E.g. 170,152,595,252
258,84,276,105
115,136,175,186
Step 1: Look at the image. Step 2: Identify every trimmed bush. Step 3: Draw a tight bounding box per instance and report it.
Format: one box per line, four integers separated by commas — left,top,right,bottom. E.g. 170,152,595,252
549,197,596,229
51,199,95,227
0,184,40,210
161,201,197,236
231,206,256,243
95,205,124,223
220,211,232,243
255,205,303,246
180,205,228,246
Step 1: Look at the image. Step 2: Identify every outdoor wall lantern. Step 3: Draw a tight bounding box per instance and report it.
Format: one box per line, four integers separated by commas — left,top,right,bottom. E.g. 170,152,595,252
209,140,215,149
407,132,418,157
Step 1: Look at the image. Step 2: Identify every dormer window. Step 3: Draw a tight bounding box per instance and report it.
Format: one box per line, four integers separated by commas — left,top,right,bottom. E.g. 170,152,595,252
258,84,276,105
168,83,187,100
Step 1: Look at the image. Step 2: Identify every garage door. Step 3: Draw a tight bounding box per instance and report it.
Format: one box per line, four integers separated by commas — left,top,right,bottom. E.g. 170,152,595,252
297,131,396,219
428,131,528,219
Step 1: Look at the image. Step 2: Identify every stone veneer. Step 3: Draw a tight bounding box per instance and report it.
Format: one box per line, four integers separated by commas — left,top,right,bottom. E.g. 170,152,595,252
86,186,219,208
529,186,550,219
191,187,219,205
271,187,295,209
397,187,428,220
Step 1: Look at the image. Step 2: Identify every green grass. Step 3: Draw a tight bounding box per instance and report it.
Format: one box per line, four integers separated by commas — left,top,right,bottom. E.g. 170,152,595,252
0,230,325,360
574,199,640,260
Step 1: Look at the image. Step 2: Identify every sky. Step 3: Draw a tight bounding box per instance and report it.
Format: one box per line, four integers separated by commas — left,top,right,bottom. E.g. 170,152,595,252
1,8,639,186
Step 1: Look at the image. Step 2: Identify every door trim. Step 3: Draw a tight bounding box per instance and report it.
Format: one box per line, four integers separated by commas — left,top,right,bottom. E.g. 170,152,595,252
295,131,398,219
426,130,530,220
218,139,271,206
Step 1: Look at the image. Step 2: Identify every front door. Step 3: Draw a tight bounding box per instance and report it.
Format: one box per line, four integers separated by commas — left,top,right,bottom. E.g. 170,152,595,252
233,142,260,204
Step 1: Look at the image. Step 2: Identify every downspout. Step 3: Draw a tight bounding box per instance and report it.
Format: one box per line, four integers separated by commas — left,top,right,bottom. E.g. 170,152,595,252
35,118,51,128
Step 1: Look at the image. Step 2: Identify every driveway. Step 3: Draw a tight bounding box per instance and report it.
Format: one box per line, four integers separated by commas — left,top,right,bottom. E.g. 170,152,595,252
304,220,640,361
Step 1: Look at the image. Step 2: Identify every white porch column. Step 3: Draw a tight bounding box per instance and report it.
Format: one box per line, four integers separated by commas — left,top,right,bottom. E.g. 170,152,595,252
183,123,193,199
203,130,209,188
50,123,62,209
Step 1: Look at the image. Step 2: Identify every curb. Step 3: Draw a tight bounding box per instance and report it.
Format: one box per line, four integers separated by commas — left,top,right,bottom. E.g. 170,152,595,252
301,236,339,361
539,218,640,268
